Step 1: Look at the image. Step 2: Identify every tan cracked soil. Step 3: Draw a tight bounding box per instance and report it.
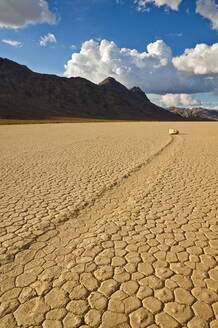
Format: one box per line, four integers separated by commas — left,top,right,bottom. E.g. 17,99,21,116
0,122,217,328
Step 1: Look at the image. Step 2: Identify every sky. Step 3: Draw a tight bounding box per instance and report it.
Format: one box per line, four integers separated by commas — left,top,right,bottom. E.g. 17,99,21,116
1,0,218,109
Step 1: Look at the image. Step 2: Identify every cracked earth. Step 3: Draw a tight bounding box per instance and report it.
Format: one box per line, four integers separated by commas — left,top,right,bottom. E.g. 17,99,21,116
0,122,217,328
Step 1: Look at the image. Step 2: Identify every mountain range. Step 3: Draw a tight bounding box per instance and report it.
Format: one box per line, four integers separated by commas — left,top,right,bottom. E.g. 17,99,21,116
0,58,182,121
168,107,218,121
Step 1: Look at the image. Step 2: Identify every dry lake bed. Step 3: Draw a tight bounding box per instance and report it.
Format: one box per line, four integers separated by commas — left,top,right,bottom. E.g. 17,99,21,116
0,122,218,328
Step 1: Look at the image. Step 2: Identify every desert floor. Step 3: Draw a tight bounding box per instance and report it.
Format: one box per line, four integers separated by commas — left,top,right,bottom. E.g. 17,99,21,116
0,122,218,328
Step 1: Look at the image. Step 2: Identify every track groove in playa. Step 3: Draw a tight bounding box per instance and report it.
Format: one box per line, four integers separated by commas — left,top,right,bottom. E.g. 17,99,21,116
1,134,174,266
0,124,173,264
55,135,175,232
0,122,218,328
0,135,174,265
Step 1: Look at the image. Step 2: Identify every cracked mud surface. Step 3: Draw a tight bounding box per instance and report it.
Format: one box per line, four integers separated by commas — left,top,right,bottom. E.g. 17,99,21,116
0,122,218,328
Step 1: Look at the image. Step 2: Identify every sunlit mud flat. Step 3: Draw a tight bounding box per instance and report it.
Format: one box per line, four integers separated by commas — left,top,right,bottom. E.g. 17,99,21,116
0,122,171,259
0,122,218,328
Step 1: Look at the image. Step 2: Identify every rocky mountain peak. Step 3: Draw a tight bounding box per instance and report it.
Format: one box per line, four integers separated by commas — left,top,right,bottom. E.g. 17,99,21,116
98,76,128,92
130,87,150,103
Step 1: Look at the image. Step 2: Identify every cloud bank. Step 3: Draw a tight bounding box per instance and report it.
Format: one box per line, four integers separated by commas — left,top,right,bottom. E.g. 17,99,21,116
196,0,218,30
134,0,182,11
40,33,57,47
160,93,201,107
64,39,218,95
173,42,218,74
133,0,218,31
0,0,56,29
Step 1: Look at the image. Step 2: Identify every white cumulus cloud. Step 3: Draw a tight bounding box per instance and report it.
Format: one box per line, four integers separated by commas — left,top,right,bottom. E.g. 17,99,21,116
64,39,218,95
134,0,183,11
196,0,218,30
2,39,23,47
64,39,182,94
40,33,57,47
0,0,56,29
173,42,218,74
160,93,201,107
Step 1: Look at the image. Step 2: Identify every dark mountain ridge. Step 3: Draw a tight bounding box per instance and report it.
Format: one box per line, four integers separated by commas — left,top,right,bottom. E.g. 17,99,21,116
0,58,183,121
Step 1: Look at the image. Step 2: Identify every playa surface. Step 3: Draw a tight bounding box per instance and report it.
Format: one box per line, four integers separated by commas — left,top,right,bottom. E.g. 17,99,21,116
0,122,217,328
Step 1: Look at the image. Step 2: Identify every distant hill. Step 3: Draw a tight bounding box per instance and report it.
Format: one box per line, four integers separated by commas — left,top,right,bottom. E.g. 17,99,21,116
0,58,183,121
167,107,218,121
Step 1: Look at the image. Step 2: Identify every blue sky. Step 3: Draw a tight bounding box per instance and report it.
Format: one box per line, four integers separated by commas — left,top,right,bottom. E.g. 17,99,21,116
1,0,218,108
